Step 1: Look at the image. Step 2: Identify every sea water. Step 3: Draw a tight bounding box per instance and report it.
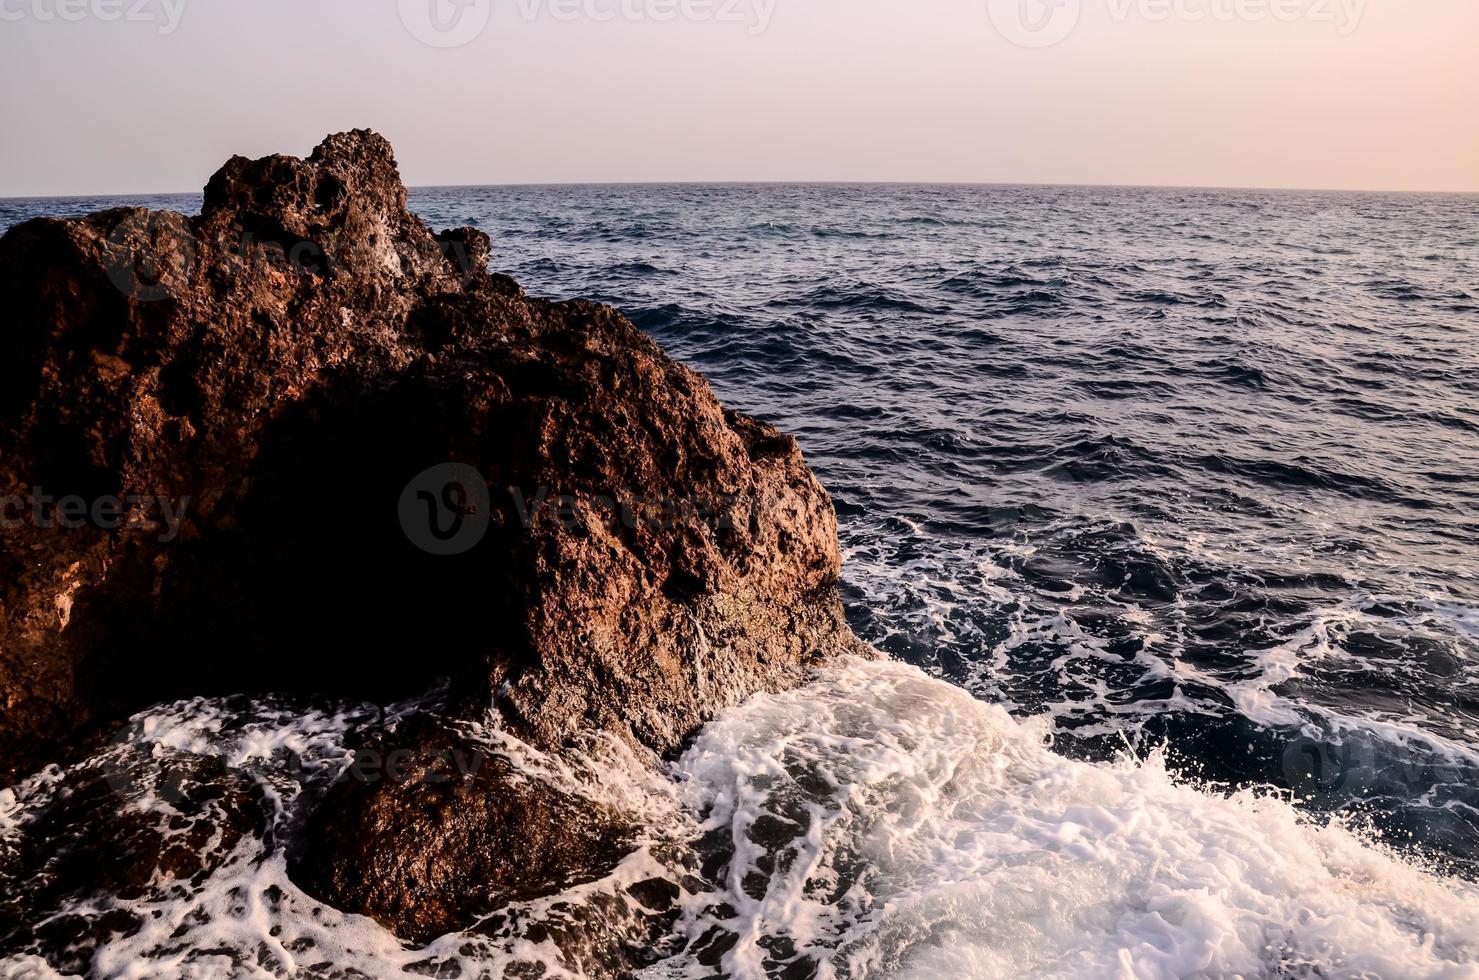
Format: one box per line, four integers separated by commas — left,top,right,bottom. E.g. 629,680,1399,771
1,183,1475,977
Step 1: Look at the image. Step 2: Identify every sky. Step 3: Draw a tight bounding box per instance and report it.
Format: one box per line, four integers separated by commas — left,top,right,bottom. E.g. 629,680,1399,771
0,0,1475,196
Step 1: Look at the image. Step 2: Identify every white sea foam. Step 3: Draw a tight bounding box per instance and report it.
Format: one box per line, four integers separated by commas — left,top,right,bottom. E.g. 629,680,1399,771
0,694,688,980
655,658,1479,979
4,659,1479,978
1229,597,1479,772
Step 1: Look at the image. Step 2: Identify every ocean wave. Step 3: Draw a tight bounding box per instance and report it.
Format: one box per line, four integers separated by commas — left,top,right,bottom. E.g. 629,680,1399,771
654,659,1479,979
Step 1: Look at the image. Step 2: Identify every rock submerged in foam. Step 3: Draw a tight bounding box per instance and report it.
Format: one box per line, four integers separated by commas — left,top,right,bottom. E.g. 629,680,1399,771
0,130,868,944
288,716,641,946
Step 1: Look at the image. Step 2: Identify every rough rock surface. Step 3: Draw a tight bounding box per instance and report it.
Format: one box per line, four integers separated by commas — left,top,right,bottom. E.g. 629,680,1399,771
0,130,868,940
289,716,639,946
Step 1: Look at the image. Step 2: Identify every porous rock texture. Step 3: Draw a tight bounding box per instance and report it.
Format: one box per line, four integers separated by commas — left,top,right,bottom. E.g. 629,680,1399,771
0,130,868,941
290,715,641,946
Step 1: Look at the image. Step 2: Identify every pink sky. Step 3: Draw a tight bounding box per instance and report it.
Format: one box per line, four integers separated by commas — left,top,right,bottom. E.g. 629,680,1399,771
0,0,1474,195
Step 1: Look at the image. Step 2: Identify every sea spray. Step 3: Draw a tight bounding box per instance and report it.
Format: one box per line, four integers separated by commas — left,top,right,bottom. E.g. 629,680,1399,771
3,660,1478,977
656,658,1479,979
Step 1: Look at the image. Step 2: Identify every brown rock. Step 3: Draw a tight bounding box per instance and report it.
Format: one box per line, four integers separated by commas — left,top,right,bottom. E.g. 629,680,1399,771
0,129,868,941
289,716,638,945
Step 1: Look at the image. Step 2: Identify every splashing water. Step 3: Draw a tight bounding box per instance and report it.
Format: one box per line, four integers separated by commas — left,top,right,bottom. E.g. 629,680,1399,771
5,659,1479,978
657,658,1479,979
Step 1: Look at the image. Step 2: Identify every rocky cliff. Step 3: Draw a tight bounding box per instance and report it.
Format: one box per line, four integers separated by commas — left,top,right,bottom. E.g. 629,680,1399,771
0,130,867,944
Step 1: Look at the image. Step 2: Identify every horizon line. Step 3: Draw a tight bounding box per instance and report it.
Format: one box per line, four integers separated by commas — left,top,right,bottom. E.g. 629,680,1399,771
4,177,1477,202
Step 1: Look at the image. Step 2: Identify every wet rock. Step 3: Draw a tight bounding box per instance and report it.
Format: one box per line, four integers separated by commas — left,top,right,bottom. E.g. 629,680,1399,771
0,129,867,942
289,716,638,945
0,752,268,972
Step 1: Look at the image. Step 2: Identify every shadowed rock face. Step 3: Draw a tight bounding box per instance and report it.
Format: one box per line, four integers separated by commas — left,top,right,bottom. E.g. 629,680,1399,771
0,130,868,942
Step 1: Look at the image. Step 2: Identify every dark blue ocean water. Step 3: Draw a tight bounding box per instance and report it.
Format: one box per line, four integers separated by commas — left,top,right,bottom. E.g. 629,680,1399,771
3,184,1479,975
